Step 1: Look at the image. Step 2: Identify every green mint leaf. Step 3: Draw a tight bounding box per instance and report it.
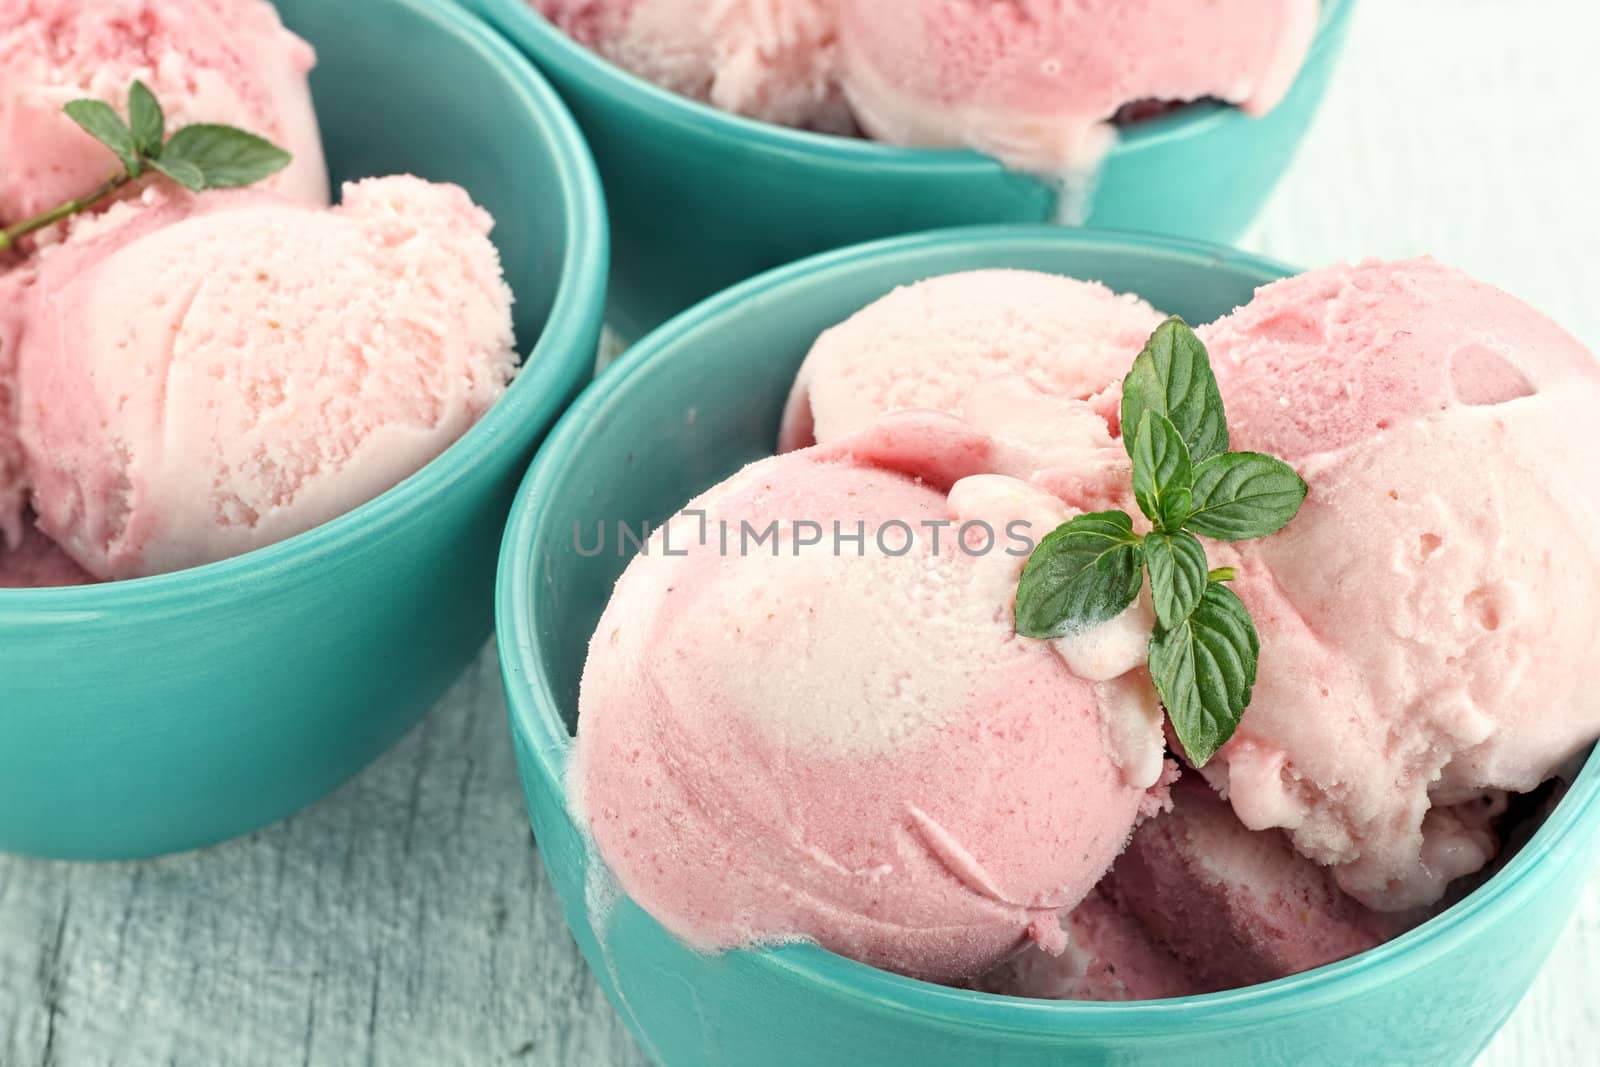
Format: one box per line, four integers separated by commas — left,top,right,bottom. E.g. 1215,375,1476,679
1121,317,1229,465
63,99,141,177
161,124,291,189
1185,452,1309,542
1149,582,1259,766
128,80,165,157
1014,511,1145,639
150,157,206,192
1144,531,1209,629
1006,315,1308,754
1131,411,1193,531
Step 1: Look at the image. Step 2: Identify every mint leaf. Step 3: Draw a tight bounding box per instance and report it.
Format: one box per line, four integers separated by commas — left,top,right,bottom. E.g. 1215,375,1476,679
128,80,165,157
1149,582,1259,766
64,100,141,177
150,157,206,192
1186,452,1309,541
161,124,291,189
1144,531,1209,629
1121,317,1229,465
1015,511,1145,639
1131,411,1193,532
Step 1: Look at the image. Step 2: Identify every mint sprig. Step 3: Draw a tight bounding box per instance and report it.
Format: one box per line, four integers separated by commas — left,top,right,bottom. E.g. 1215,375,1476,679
1014,316,1308,765
0,80,291,254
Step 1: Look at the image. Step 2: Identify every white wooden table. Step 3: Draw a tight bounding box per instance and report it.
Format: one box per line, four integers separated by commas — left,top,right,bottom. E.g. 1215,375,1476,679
3,2,1597,1064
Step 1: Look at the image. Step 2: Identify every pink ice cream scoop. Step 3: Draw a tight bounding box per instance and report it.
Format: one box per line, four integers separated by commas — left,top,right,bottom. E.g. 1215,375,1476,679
780,270,1164,452
0,522,93,588
836,0,1319,173
533,0,854,133
13,176,517,581
0,0,329,226
1197,258,1600,910
976,884,1200,1002
574,439,1170,983
1099,775,1412,990
984,775,1415,1000
0,264,29,547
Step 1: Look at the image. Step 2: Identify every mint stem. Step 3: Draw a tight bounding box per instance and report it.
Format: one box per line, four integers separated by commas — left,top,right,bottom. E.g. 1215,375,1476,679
0,173,133,253
3,80,289,258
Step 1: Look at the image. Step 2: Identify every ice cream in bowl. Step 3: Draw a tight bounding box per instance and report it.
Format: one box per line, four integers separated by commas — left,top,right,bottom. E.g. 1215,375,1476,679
465,0,1353,339
497,226,1600,1065
0,0,606,859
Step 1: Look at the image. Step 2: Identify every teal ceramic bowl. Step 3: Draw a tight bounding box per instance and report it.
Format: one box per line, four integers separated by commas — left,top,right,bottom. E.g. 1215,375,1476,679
0,0,607,860
498,227,1600,1067
465,0,1353,341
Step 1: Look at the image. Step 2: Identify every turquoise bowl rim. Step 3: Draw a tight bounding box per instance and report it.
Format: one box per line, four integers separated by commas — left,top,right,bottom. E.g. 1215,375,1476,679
0,0,608,616
476,0,1353,172
498,223,1600,1031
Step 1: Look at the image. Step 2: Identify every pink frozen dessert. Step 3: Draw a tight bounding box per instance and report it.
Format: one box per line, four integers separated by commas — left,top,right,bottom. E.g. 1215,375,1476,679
983,775,1415,1001
10,177,517,581
1105,775,1410,990
781,270,1164,451
534,1,1321,175
0,523,94,589
838,0,1319,172
0,0,328,228
533,0,854,133
1197,258,1600,910
0,264,29,547
979,771,1420,1004
573,436,1175,983
976,883,1198,1002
